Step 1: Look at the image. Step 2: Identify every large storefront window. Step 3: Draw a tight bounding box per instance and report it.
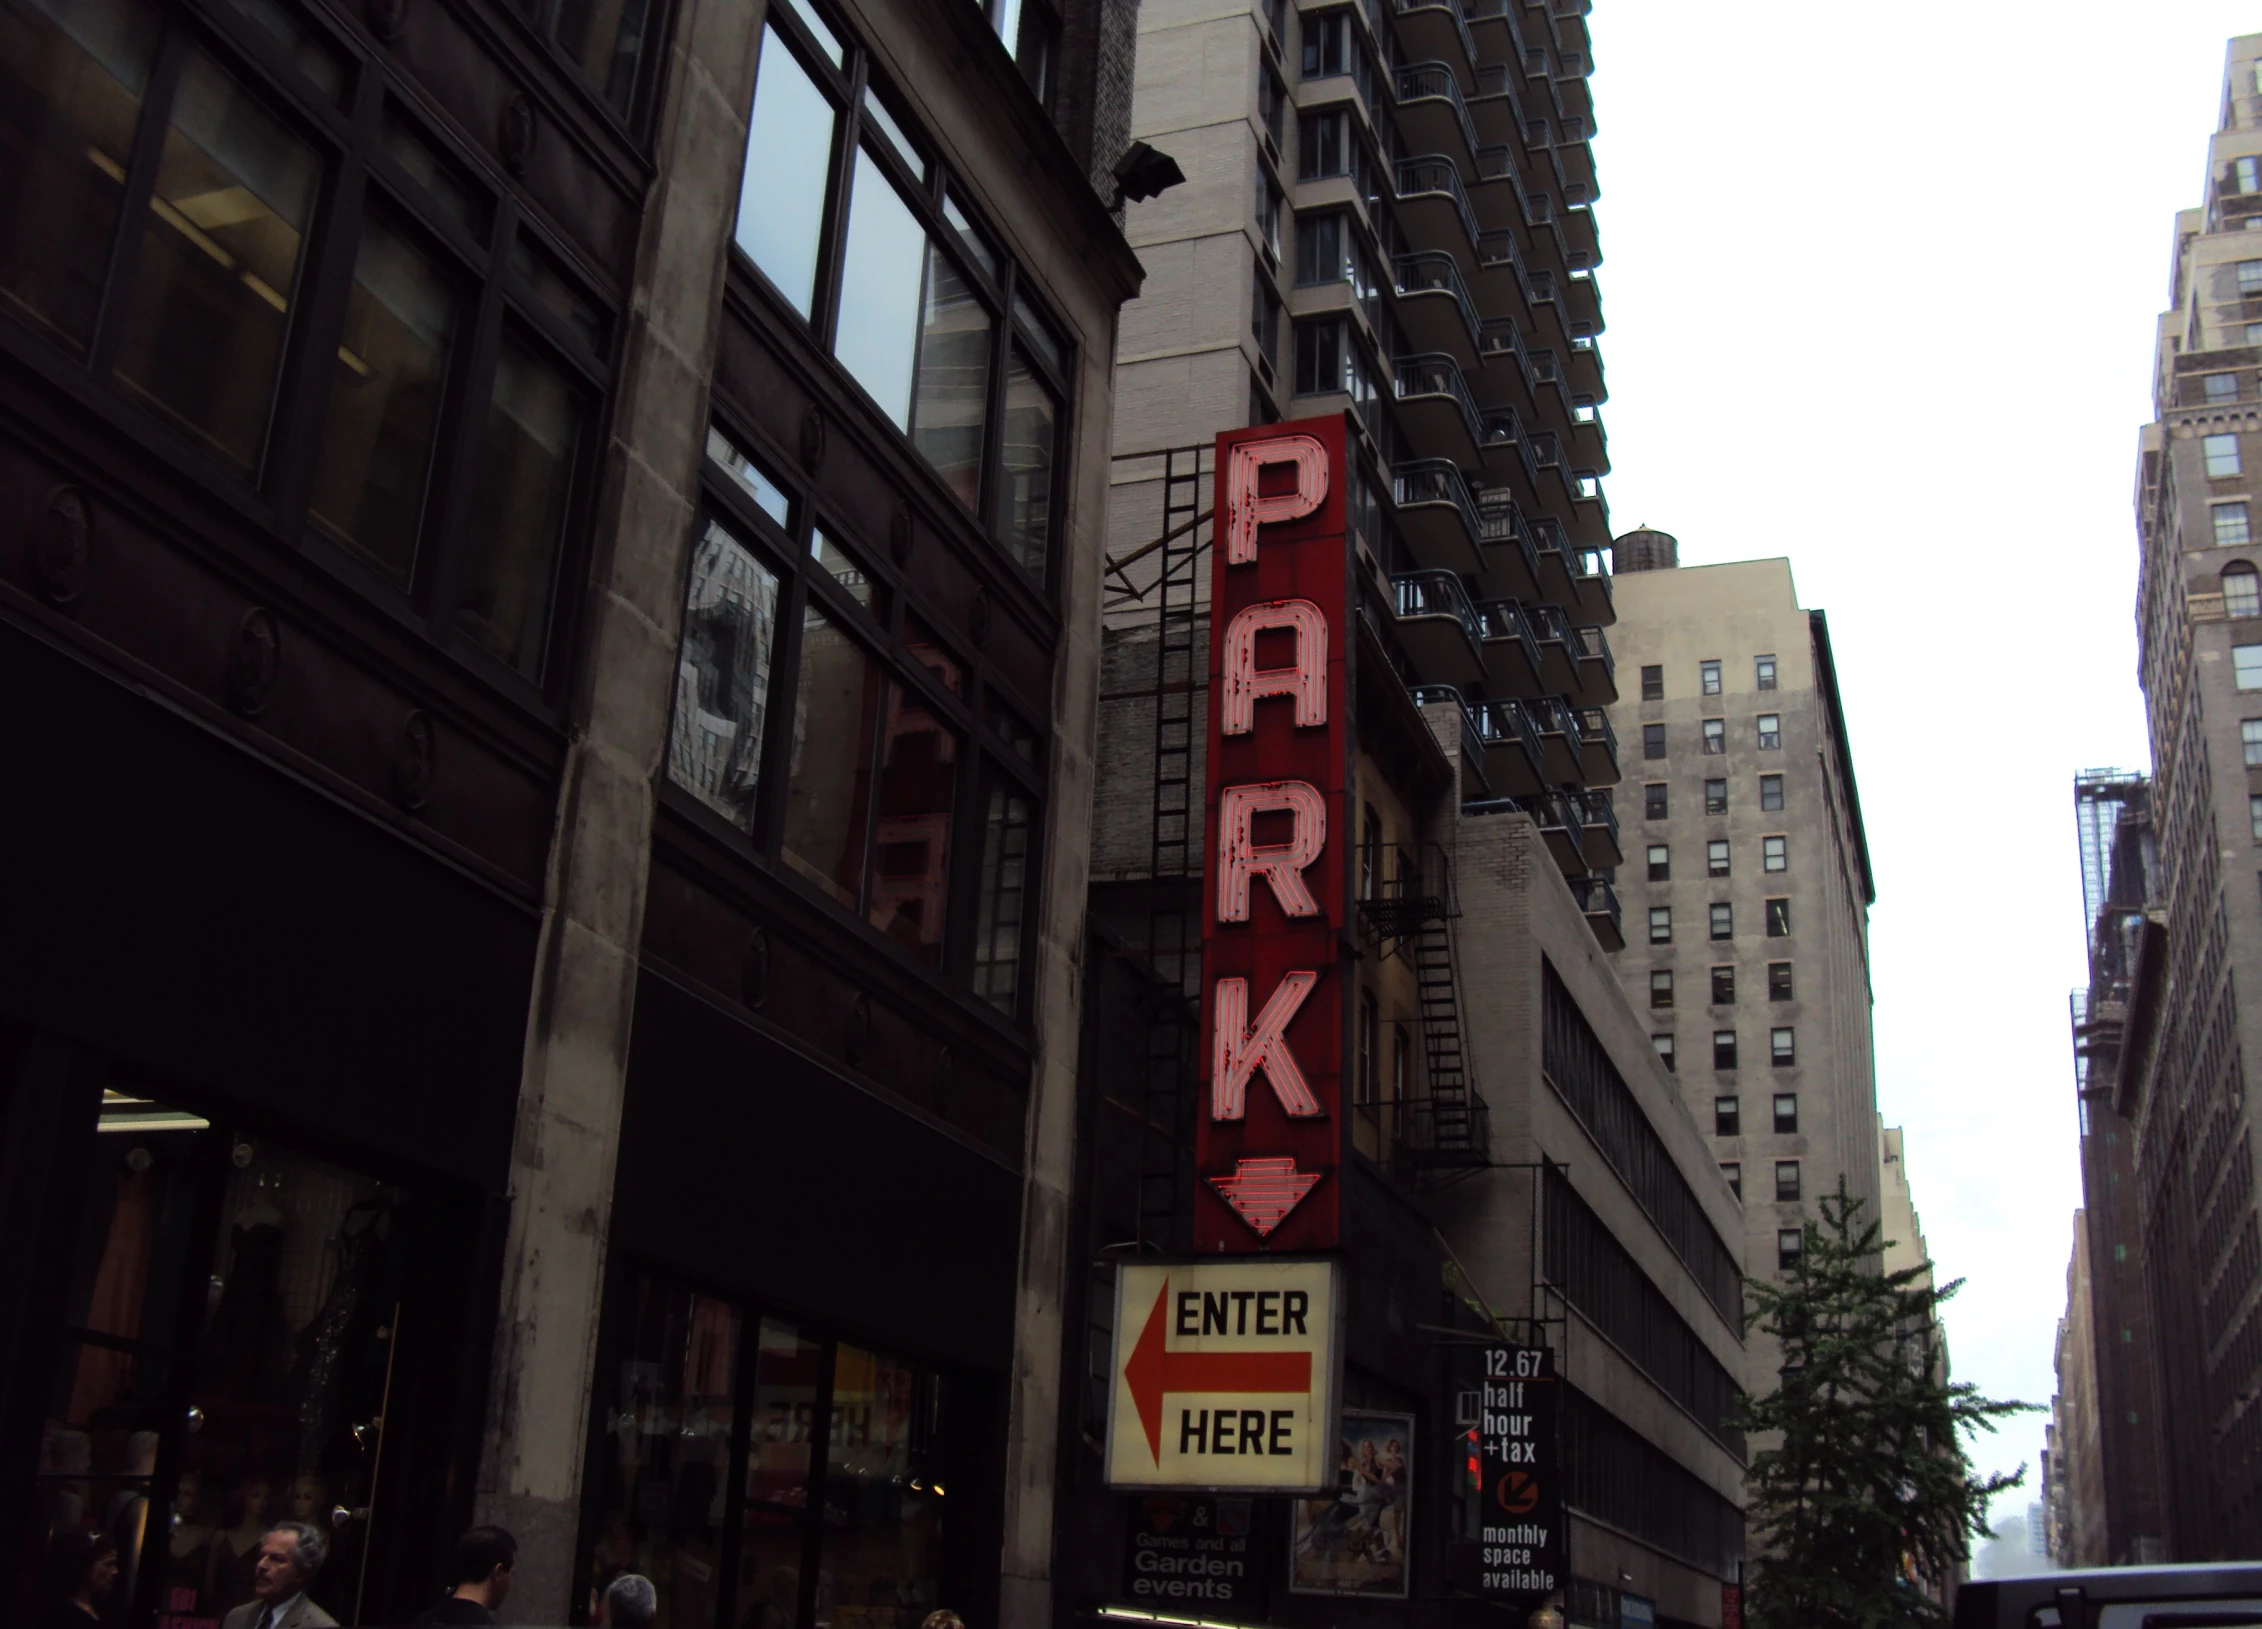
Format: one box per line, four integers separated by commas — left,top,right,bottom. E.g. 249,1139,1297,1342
587,1274,953,1629
21,1081,463,1629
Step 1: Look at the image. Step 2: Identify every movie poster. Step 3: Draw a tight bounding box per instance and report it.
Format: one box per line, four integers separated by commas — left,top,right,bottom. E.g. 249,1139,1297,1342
1287,1410,1413,1598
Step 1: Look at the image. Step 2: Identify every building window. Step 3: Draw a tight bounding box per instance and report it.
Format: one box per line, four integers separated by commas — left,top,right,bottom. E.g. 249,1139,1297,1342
2229,564,2262,619
738,16,1070,583
2241,156,2262,194
2241,258,2262,294
1721,1161,1742,1199
2246,719,2262,766
1711,965,1735,1005
2250,793,2262,840
2237,644,2262,690
1778,1228,1803,1271
1765,898,1791,937
1713,1030,1738,1070
1705,778,1728,814
1643,722,1667,760
1653,1032,1676,1072
1249,265,1281,372
1771,1027,1796,1067
1298,107,1353,180
2217,502,2254,546
1644,782,1668,819
1700,659,1722,696
1358,987,1378,1105
2208,433,2245,478
1640,663,1664,700
1760,773,1784,812
1648,906,1672,944
1755,655,1777,690
1650,969,1674,1008
1775,1160,1801,1202
1709,902,1733,940
1256,168,1282,260
1715,1095,1740,1136
2207,372,2243,403
1768,961,1794,1000
1647,843,1670,881
1773,1092,1798,1133
1707,839,1730,877
1296,211,1350,286
1701,718,1725,755
1763,835,1788,872
1756,713,1782,750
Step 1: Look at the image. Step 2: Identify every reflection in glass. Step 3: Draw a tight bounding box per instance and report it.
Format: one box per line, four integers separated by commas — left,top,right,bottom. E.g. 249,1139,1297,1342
1000,346,1057,579
113,47,320,475
382,106,490,242
738,26,838,320
835,149,925,428
860,87,925,182
910,246,990,511
219,0,346,103
770,0,843,66
783,607,880,908
811,530,873,611
590,1278,740,1629
902,615,961,695
1012,291,1063,375
669,518,780,832
706,427,790,526
739,1319,820,1629
821,1345,944,1629
972,778,1030,1013
0,0,159,353
540,0,653,120
459,332,581,679
511,231,608,355
309,210,458,585
940,190,997,283
869,681,956,962
985,695,1039,763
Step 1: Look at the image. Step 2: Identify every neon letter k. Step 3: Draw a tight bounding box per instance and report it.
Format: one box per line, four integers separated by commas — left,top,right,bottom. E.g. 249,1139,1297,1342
1211,971,1323,1120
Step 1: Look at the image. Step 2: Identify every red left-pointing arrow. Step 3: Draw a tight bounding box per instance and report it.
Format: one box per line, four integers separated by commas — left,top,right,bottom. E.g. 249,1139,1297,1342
1125,1276,1312,1464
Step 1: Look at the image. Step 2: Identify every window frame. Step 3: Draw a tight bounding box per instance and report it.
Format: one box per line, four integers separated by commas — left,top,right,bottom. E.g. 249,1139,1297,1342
1756,712,1782,750
1754,654,1776,691
1772,1092,1798,1134
1767,961,1793,1001
1712,1029,1737,1071
1764,897,1791,937
1644,782,1668,819
1700,717,1725,755
1642,722,1667,760
1640,663,1663,700
1770,1026,1796,1068
1699,659,1721,696
1704,778,1727,815
1706,838,1730,878
1649,968,1674,1008
659,409,1051,1022
733,5,1077,597
1762,834,1787,873
1646,843,1670,882
2207,432,2245,479
1,0,620,712
1721,1161,1741,1200
1648,906,1672,945
1708,901,1733,941
1774,1160,1800,1203
1652,1031,1675,1072
1759,773,1784,812
1713,1095,1739,1137
1709,965,1734,1006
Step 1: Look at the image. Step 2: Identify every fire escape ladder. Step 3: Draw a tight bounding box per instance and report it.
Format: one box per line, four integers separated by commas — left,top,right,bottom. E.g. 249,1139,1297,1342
1390,844,1490,1177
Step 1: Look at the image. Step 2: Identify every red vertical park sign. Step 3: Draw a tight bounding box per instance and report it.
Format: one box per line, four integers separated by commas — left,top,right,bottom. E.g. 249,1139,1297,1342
1196,414,1351,1253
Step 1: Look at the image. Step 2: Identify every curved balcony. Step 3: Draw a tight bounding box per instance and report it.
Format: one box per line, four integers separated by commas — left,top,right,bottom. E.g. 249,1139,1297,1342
1410,684,1493,803
1530,514,1580,606
1393,458,1486,578
1395,351,1486,468
1471,698,1544,794
1572,545,1614,625
1470,226,1527,311
1473,490,1543,601
1525,790,1586,874
1572,706,1619,786
1395,570,1487,690
1527,696,1584,786
1395,155,1481,261
1396,62,1479,170
1393,250,1481,367
1466,59,1526,147
1524,601,1583,697
1472,598,1543,695
1572,787,1621,870
1469,143,1538,236
1572,623,1616,705
1395,0,1476,70
1566,873,1623,951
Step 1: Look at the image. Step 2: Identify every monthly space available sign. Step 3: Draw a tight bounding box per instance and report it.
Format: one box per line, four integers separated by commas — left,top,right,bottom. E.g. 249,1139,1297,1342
1104,1258,1343,1492
1452,1343,1564,1602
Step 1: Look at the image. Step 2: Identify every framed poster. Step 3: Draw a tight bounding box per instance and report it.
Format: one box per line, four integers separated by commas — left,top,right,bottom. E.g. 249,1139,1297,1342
1286,1409,1413,1598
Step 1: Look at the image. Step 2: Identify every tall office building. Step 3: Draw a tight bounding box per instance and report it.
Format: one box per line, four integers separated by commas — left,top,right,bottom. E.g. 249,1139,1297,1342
2118,30,2262,1556
1053,4,1756,1624
1602,547,1882,1331
2051,1213,2107,1567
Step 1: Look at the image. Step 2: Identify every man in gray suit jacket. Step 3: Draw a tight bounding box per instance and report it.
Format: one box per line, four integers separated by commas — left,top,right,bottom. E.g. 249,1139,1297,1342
219,1523,338,1629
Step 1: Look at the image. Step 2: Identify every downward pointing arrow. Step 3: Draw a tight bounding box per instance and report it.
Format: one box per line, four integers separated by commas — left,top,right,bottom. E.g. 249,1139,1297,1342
1208,1156,1323,1237
1125,1277,1314,1463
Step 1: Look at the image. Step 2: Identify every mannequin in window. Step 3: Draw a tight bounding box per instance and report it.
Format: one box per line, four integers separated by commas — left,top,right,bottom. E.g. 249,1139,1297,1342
169,1468,219,1606
206,1475,277,1616
204,1176,288,1402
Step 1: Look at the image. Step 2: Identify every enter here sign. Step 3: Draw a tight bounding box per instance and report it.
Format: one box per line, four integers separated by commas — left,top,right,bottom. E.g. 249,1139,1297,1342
1104,1259,1342,1493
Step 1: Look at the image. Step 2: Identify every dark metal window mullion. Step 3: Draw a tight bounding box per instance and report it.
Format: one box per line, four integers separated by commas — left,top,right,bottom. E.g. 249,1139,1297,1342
813,46,870,356
265,74,382,532
752,514,813,861
712,1295,762,1629
978,260,1013,539
85,22,189,380
793,1337,842,1629
420,196,517,627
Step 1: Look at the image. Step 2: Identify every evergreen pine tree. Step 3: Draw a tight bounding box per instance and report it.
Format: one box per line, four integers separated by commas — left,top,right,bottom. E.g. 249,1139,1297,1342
1731,1181,2038,1629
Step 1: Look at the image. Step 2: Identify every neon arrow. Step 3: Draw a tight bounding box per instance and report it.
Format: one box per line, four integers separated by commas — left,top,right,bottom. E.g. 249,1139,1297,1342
1126,1277,1314,1462
1207,1156,1322,1237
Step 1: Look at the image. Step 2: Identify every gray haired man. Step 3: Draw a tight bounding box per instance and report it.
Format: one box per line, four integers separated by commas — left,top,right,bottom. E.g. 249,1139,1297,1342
601,1574,658,1629
219,1523,336,1629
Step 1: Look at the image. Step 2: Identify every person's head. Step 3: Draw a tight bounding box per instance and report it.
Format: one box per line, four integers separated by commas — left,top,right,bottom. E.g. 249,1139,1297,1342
451,1526,517,1607
604,1573,657,1629
253,1522,327,1603
229,1476,274,1527
44,1527,118,1606
920,1612,965,1629
288,1475,326,1524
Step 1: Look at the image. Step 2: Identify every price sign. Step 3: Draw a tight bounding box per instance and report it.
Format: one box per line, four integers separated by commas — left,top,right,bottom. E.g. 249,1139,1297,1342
1467,1343,1563,1601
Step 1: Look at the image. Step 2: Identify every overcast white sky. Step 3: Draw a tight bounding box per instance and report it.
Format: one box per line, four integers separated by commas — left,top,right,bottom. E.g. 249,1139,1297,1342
1586,1,2262,1522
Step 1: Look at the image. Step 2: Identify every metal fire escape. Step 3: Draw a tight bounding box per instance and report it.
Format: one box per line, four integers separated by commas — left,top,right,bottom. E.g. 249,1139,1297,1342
1357,842,1490,1178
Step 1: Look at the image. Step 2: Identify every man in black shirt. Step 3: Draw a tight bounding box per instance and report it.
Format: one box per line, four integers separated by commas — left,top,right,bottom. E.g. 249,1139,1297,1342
412,1527,516,1625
